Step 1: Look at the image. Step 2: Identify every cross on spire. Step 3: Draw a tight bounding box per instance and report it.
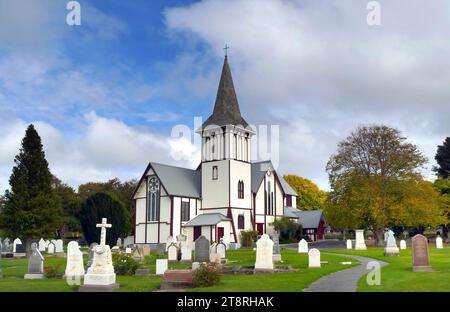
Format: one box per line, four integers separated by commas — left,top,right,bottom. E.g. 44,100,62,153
223,44,230,57
96,218,112,246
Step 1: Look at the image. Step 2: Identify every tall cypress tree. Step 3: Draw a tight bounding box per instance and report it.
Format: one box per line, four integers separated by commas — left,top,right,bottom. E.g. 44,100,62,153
435,137,450,179
0,124,61,248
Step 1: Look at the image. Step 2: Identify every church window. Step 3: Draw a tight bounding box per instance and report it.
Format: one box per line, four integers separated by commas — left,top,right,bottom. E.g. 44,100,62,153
286,195,292,207
147,176,160,221
181,201,190,222
212,166,218,180
266,181,274,215
234,134,237,159
238,180,244,199
238,214,245,229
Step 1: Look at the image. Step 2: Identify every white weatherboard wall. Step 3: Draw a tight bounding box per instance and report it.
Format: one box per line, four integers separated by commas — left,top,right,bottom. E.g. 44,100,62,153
229,160,252,208
201,160,229,209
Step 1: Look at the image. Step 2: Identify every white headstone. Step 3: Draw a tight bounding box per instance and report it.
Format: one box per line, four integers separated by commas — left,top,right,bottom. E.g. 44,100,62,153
168,244,178,261
181,245,192,261
255,234,274,270
65,241,85,279
165,236,173,251
354,230,367,250
38,238,46,252
308,248,321,268
125,247,132,254
55,239,64,253
400,240,407,250
346,239,352,249
13,238,22,253
298,239,308,253
216,242,226,259
384,230,399,256
156,259,168,275
47,243,55,254
44,240,50,249
436,236,443,249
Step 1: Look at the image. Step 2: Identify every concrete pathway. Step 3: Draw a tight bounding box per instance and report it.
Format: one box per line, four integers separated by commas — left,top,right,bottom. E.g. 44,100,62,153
304,253,389,292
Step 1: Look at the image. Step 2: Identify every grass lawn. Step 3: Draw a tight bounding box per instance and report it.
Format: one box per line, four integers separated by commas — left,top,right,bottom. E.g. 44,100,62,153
324,246,450,292
0,248,355,292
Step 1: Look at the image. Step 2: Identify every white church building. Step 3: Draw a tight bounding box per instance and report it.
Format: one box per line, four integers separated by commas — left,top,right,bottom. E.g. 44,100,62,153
132,56,298,249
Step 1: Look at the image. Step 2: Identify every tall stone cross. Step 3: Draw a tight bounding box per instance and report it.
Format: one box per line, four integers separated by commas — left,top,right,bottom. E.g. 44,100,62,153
96,218,112,246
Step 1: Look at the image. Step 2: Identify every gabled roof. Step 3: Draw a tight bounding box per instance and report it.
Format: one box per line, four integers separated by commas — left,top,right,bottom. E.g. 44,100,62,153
132,162,201,199
283,208,325,229
183,213,230,227
250,160,297,196
202,57,250,129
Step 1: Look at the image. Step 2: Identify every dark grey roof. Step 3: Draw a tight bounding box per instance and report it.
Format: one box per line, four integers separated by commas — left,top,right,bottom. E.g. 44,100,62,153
151,162,201,198
251,161,271,193
183,213,230,227
283,208,324,229
202,57,250,128
280,177,297,196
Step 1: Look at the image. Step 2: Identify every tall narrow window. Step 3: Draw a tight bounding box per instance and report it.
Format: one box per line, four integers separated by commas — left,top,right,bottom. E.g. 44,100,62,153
286,195,292,207
181,201,190,221
234,134,237,159
267,181,273,215
212,166,218,180
238,180,244,199
238,214,245,229
147,176,160,221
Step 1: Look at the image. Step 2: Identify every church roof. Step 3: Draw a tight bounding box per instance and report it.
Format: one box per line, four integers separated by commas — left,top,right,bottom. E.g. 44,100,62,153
183,213,230,227
250,160,297,196
283,208,325,229
151,162,201,198
202,57,250,129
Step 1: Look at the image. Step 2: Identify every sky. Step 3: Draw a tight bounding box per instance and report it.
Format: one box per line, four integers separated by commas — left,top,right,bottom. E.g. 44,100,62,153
0,0,449,192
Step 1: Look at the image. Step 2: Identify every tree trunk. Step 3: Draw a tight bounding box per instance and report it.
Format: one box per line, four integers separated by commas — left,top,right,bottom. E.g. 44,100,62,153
25,236,33,257
374,228,384,246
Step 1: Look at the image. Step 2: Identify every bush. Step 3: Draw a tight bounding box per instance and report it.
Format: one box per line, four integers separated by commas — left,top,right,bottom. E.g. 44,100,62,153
192,263,221,287
44,263,63,278
112,253,140,275
271,217,303,243
240,230,258,247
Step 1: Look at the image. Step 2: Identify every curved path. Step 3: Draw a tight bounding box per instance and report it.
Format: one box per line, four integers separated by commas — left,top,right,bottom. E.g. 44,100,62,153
304,253,389,292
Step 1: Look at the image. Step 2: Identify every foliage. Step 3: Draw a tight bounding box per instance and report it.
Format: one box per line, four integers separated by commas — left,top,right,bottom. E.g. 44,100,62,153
192,263,221,288
326,125,446,244
283,175,327,210
271,217,303,242
52,176,82,238
112,253,140,275
0,125,61,243
44,263,63,278
239,230,258,247
434,137,450,179
79,192,131,246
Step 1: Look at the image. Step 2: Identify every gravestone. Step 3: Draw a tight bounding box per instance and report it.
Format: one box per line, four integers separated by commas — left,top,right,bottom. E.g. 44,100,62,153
308,248,321,268
168,244,179,262
13,238,22,253
209,242,217,255
81,218,118,291
177,234,187,248
14,243,26,258
346,239,352,250
65,241,85,279
436,236,443,249
116,238,122,248
44,240,50,249
384,230,400,256
47,243,55,254
254,234,274,270
123,236,134,247
181,245,192,262
55,239,64,253
194,236,210,263
156,259,168,275
38,238,46,252
412,234,432,272
354,230,367,250
216,241,226,259
24,243,44,279
400,240,407,250
132,245,145,262
125,247,132,254
165,236,173,251
3,238,10,252
271,234,282,262
86,243,98,270
298,239,308,253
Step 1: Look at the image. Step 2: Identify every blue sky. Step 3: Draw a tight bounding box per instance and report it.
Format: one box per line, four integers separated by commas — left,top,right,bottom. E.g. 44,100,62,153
1,0,449,192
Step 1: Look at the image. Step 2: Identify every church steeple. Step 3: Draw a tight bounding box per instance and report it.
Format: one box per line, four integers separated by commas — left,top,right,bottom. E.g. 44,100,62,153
202,56,249,128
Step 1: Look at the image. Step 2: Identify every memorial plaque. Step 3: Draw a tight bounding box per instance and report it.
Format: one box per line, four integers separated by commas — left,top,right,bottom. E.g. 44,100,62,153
412,234,432,272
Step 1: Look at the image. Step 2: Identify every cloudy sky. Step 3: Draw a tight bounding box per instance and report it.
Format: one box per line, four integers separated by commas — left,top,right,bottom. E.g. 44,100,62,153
0,0,449,192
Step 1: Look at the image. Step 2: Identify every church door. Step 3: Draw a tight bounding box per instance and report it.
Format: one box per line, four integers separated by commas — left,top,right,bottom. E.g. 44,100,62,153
256,223,264,235
194,226,202,241
217,227,224,241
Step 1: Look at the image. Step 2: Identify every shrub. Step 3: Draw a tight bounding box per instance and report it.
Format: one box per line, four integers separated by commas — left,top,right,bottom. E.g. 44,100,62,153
192,263,221,287
112,253,140,275
240,230,258,247
44,263,63,278
271,217,303,243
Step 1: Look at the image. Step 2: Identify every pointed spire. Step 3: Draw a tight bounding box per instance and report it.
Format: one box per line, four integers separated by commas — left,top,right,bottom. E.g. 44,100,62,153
202,56,249,128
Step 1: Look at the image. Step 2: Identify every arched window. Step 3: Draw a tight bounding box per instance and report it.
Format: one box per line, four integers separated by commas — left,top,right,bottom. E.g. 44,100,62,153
238,180,244,199
147,176,160,221
238,214,245,229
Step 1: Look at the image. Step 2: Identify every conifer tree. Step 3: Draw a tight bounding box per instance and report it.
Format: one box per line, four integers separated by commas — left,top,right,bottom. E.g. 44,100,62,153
435,137,450,179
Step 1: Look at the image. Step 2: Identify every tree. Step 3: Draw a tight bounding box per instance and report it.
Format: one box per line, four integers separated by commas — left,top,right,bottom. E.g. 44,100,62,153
79,192,131,246
0,124,61,251
326,125,445,245
434,137,450,179
52,176,82,239
283,175,327,210
271,217,303,243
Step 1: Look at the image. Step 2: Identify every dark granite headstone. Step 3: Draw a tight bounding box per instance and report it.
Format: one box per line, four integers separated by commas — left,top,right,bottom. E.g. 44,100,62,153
194,236,210,262
15,244,26,253
412,234,432,272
